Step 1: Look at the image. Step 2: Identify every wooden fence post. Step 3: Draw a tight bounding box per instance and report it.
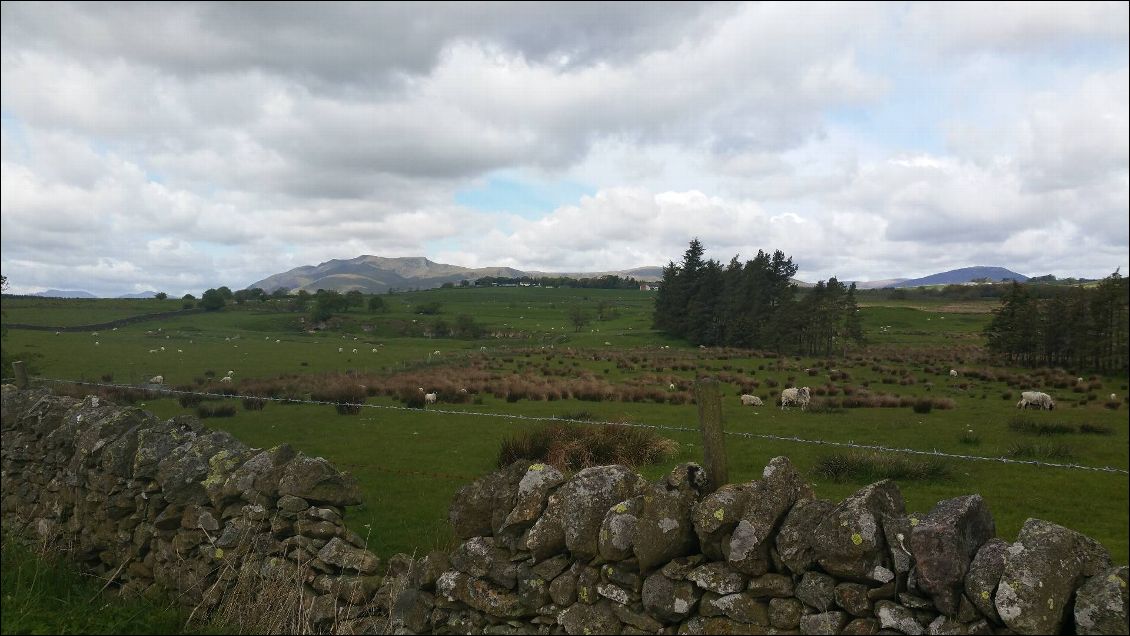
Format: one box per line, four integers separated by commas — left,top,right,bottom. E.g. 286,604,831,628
694,377,728,493
13,361,28,389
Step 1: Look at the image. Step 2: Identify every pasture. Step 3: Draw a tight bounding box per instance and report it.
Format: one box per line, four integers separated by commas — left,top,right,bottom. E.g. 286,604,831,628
2,287,1127,563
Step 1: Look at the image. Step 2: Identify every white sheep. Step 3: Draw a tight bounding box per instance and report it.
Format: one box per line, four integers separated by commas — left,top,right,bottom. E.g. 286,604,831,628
669,383,676,391
1016,391,1055,410
740,394,763,407
149,349,158,354
338,347,344,353
177,349,183,353
458,388,468,394
949,369,958,377
424,392,438,405
226,370,234,377
221,376,233,383
780,387,811,410
148,375,164,384
432,350,441,356
1111,393,1118,402
372,348,378,353
352,348,358,353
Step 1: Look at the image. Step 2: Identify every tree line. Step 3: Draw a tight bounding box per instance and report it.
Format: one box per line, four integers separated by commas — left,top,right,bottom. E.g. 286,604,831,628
984,272,1129,372
473,274,642,289
653,239,863,355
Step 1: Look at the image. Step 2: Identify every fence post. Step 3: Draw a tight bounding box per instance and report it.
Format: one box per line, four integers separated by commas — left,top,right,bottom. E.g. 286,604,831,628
694,377,728,493
13,361,28,389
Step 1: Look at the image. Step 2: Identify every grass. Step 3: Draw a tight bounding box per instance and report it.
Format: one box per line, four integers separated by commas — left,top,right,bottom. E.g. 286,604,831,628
2,289,1127,567
0,535,203,635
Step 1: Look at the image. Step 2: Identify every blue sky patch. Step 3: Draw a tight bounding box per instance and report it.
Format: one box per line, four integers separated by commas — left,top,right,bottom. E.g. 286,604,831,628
455,174,593,219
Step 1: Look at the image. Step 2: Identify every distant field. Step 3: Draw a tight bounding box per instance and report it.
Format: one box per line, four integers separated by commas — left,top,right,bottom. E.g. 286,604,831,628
2,296,188,327
2,289,1127,564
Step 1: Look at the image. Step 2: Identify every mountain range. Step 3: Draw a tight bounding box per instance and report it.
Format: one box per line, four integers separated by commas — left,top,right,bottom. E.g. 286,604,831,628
23,258,1033,297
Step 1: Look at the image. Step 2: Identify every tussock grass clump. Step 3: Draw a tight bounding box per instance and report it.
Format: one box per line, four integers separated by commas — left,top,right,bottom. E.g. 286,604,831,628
241,396,267,411
813,451,953,483
1008,442,1075,461
1079,423,1113,436
197,403,237,418
1008,417,1075,436
311,384,367,415
912,399,933,414
958,433,981,446
497,422,678,471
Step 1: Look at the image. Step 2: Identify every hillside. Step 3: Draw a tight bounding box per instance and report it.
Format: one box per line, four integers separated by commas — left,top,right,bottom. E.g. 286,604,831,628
249,255,661,293
891,266,1028,288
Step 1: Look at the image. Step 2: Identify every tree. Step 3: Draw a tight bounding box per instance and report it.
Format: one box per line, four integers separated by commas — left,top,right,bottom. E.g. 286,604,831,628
200,288,226,311
567,306,592,332
155,292,168,300
216,286,234,301
182,293,196,300
344,290,365,308
367,296,386,313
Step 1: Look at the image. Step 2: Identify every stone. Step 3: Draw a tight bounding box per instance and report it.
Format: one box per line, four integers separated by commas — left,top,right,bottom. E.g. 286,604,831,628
642,571,703,623
796,571,837,612
662,554,706,580
277,494,309,512
601,561,643,592
775,498,835,574
316,537,380,575
1074,566,1129,635
575,562,601,605
799,611,849,635
835,582,872,617
687,562,748,595
558,465,649,561
557,600,622,635
727,457,813,576
994,518,1111,635
746,573,793,598
812,480,905,581
769,597,804,630
841,617,880,635
531,554,572,582
711,593,769,625
875,600,924,635
451,536,501,578
909,495,995,616
692,483,750,561
600,495,644,562
925,615,994,635
527,491,567,561
549,569,577,606
613,603,664,632
277,454,361,506
633,464,705,571
963,538,1007,625
499,463,566,536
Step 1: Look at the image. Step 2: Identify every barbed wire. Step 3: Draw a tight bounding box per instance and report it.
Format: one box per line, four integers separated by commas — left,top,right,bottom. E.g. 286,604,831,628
22,376,1130,476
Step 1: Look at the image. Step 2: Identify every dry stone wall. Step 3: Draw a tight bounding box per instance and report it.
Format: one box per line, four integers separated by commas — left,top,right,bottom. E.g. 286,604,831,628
2,385,1128,635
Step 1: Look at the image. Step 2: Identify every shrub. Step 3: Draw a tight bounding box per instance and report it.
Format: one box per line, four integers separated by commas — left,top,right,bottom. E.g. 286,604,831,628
178,393,206,408
497,422,678,471
197,404,236,418
958,433,981,446
242,397,267,411
1007,443,1075,461
911,399,933,414
1008,417,1075,436
1079,423,1113,436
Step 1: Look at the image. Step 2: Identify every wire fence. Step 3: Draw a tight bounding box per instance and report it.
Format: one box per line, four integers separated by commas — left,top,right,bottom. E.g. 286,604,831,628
17,375,1130,476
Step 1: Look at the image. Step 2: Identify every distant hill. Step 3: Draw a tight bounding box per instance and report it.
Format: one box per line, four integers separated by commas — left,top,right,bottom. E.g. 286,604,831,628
33,289,98,298
891,266,1028,288
117,291,159,299
249,255,664,293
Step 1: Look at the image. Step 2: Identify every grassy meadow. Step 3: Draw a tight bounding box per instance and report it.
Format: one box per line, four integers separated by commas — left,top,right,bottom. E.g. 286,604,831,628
2,287,1127,567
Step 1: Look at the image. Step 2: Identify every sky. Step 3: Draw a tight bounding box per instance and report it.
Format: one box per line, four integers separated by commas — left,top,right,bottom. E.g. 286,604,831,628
1,1,1127,297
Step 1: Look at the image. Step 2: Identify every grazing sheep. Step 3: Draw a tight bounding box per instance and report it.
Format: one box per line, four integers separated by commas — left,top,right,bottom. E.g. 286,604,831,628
338,347,344,353
1016,391,1055,410
669,383,676,391
480,346,487,352
372,348,378,353
780,387,811,410
1111,393,1118,401
148,375,164,384
149,349,158,354
740,394,763,407
352,349,358,353
424,392,438,405
1077,377,1085,383
221,376,232,383
177,349,183,353
458,388,468,394
432,350,441,356
949,369,958,377
226,370,234,377
160,347,165,351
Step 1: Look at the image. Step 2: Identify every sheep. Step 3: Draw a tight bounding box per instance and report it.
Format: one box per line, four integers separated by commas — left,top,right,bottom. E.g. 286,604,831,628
1077,377,1085,383
148,375,164,384
371,348,378,353
424,392,438,405
338,347,344,353
740,394,763,407
221,376,233,383
780,387,811,410
226,370,234,377
1111,393,1118,402
669,383,676,391
94,341,100,346
149,349,158,354
949,369,958,377
352,348,358,353
1016,391,1055,410
177,349,183,353
458,388,468,394
480,346,487,352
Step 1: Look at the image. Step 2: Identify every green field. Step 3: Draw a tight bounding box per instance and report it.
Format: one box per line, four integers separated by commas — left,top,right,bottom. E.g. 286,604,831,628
2,288,1127,565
